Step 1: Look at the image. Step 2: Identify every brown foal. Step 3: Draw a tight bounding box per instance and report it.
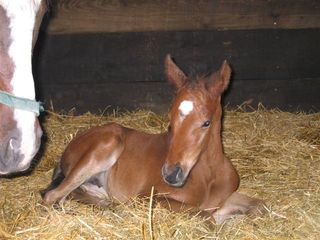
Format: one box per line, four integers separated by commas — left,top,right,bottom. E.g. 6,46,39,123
42,55,265,223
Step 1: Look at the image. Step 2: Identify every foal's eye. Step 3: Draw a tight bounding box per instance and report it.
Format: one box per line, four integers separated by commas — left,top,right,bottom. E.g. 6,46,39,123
202,120,211,128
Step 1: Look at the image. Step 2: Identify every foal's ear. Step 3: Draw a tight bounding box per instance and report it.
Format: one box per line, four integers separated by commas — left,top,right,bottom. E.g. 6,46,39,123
165,54,187,90
207,60,231,96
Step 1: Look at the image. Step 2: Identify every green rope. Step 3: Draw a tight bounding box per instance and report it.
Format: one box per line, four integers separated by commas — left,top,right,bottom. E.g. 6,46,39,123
0,90,44,116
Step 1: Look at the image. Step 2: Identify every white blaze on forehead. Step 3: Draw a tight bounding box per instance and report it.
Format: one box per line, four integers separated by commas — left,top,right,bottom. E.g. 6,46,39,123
179,100,194,116
0,0,42,168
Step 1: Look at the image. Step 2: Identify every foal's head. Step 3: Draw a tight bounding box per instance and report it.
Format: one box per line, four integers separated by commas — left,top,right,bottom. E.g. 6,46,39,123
0,0,46,175
162,55,231,187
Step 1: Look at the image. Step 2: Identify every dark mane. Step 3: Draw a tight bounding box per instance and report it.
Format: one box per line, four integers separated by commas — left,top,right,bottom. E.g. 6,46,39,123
184,73,211,90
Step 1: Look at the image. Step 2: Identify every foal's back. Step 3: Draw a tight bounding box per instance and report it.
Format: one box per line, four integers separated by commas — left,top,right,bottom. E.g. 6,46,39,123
106,124,170,200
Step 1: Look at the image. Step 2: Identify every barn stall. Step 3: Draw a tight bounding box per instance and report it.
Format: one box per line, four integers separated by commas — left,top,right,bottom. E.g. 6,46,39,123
1,0,320,239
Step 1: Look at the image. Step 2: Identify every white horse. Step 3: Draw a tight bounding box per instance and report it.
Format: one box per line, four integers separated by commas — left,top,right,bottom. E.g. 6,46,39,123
0,0,47,175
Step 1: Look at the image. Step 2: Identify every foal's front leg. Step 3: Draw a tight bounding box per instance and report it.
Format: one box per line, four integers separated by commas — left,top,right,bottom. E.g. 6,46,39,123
213,192,266,224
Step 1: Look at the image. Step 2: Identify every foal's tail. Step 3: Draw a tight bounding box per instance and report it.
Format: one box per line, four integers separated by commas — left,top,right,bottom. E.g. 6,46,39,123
40,163,65,199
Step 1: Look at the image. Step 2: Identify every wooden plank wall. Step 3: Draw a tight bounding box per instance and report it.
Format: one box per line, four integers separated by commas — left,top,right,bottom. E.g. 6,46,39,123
47,0,320,33
33,0,320,113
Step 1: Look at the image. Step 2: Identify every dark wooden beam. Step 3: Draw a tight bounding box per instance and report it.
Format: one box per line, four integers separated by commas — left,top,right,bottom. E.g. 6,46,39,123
34,29,320,83
33,29,320,113
47,0,320,34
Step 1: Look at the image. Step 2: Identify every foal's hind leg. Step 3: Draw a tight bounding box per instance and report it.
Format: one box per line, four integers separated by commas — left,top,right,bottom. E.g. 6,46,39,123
40,163,64,198
43,138,123,205
68,182,111,207
213,192,266,224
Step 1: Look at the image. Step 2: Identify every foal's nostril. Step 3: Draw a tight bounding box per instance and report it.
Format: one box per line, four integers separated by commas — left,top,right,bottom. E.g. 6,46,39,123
162,164,185,187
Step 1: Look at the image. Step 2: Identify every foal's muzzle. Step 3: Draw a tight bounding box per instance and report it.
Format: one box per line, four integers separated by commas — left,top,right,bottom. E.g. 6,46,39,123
161,164,186,187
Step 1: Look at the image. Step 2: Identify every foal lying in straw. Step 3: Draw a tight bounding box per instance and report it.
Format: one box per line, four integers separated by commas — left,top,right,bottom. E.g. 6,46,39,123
42,55,265,223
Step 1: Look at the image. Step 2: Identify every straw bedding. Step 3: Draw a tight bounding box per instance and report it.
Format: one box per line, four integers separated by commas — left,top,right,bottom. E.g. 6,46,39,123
0,106,319,239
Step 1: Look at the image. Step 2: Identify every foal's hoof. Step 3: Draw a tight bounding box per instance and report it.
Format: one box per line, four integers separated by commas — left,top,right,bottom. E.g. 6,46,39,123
41,190,59,206
212,193,268,224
